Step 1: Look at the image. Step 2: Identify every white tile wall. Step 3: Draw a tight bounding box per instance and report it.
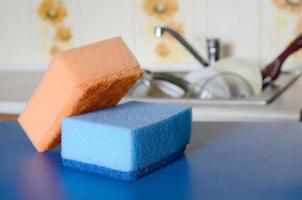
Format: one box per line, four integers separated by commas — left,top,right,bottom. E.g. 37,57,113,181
194,0,261,64
0,0,33,65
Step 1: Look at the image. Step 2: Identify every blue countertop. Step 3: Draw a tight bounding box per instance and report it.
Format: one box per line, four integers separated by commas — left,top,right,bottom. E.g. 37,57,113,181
1,121,302,200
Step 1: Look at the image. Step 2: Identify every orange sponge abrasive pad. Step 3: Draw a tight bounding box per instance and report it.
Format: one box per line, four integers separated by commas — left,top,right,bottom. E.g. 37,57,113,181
18,37,143,152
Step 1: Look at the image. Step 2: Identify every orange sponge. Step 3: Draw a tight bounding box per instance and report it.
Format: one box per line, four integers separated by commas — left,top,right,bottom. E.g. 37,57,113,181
18,37,143,152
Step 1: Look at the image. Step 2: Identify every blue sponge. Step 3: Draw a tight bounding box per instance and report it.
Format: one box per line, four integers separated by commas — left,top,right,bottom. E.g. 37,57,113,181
61,101,192,181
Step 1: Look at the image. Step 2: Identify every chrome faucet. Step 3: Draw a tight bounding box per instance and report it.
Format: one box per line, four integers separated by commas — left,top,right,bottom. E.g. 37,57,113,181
154,26,220,67
154,26,210,67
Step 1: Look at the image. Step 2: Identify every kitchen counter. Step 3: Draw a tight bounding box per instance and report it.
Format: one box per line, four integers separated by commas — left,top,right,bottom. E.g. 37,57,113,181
0,70,301,121
1,121,302,200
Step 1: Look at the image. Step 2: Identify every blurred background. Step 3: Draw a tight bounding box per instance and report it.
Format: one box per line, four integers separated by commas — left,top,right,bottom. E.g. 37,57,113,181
0,0,302,121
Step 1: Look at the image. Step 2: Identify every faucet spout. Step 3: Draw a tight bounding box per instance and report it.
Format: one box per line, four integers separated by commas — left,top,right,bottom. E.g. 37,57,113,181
154,26,209,67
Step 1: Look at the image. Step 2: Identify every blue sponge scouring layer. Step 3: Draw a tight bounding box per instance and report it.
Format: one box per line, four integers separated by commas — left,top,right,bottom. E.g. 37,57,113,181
61,101,192,181
63,147,185,181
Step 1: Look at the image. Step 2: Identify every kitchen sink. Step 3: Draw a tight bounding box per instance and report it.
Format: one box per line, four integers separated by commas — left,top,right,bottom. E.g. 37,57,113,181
126,70,302,106
0,70,300,106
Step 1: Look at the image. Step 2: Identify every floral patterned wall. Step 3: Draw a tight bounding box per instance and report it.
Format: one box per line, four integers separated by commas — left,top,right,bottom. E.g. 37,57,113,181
32,0,193,70
142,0,186,61
38,0,73,56
0,0,301,71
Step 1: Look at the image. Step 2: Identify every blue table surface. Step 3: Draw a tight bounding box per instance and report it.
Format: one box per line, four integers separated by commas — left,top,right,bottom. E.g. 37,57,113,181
1,121,302,200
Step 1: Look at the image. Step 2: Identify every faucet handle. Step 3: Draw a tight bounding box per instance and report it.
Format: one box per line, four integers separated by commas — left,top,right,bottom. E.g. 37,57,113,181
206,38,220,65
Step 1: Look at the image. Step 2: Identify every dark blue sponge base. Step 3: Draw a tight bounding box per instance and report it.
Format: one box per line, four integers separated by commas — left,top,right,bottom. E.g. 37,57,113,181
62,147,186,181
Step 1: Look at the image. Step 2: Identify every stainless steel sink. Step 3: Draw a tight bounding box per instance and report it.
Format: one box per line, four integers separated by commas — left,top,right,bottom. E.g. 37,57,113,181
126,70,301,106
0,70,300,107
